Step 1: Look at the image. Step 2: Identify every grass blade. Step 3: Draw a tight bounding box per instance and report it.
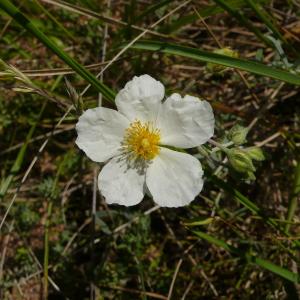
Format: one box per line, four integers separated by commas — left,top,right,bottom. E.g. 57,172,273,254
32,0,75,41
0,102,47,199
160,0,268,33
0,0,116,102
285,161,300,233
244,0,283,42
193,230,299,283
129,40,300,85
43,157,65,299
212,0,273,48
208,173,300,248
244,0,297,56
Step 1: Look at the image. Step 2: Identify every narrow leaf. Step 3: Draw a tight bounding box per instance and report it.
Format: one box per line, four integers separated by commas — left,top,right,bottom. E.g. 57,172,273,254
193,230,299,283
212,0,273,48
129,40,300,85
208,173,300,248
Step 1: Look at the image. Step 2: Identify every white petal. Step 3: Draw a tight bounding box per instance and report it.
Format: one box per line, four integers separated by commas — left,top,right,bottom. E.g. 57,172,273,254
146,148,204,207
115,74,165,123
158,93,215,148
98,157,145,206
76,107,130,162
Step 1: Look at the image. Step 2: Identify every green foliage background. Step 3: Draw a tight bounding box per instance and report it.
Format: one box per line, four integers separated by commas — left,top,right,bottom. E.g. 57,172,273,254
0,0,299,299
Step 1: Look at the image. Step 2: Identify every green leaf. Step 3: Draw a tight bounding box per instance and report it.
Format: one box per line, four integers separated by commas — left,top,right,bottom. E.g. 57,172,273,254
0,0,116,102
184,217,214,226
193,230,299,283
129,40,300,85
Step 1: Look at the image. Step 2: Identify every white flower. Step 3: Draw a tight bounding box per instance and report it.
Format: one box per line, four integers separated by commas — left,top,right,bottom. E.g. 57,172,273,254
75,75,214,207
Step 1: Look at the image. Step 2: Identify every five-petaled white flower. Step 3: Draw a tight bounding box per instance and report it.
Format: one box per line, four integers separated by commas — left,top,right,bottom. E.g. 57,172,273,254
75,75,214,207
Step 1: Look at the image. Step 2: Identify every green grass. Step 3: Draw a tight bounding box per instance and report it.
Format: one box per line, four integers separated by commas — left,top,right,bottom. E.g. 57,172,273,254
0,0,299,299
0,0,116,102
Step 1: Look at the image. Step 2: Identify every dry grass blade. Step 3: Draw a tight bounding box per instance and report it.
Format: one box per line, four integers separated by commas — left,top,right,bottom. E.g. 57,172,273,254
167,259,183,300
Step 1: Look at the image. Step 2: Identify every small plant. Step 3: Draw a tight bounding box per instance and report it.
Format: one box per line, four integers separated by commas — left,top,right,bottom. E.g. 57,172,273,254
0,1,299,299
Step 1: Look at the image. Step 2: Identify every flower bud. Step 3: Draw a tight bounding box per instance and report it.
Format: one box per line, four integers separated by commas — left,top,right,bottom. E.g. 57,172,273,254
246,147,265,161
246,171,256,181
227,149,255,174
207,47,239,73
228,124,248,145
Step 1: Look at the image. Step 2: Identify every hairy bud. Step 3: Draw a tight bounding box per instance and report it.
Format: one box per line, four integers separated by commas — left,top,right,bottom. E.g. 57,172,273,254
228,124,248,145
227,149,255,174
246,147,265,161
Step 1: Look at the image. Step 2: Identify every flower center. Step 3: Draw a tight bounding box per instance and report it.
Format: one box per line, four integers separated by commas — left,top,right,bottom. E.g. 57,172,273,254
123,120,160,160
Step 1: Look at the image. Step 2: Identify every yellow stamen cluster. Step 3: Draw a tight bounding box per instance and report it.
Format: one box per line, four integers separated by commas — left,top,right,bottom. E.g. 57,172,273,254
123,120,160,160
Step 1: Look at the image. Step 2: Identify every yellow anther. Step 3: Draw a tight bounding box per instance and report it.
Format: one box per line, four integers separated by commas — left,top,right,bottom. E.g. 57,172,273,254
123,120,160,160
141,138,150,149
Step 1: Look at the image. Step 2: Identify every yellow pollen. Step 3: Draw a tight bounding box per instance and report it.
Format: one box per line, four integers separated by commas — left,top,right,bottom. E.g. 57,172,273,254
141,138,150,148
123,120,160,160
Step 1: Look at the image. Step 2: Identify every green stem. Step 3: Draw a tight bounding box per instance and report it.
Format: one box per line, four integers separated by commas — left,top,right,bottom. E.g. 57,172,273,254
285,161,300,233
43,156,65,299
208,139,231,153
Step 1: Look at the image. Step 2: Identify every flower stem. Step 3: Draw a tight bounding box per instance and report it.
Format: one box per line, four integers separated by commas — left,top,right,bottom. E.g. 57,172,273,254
208,139,233,153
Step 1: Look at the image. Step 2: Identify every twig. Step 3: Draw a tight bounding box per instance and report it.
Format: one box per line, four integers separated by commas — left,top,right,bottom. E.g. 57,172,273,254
167,259,183,300
0,220,14,281
43,201,53,300
62,218,91,256
159,212,218,296
20,56,135,77
0,126,73,156
113,205,160,234
180,280,194,300
98,285,168,300
255,131,281,147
